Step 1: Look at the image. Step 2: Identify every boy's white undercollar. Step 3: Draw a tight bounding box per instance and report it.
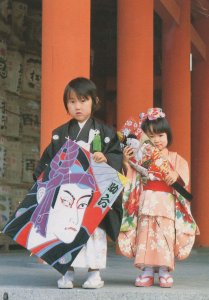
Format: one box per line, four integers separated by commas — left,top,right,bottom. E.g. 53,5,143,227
78,119,89,129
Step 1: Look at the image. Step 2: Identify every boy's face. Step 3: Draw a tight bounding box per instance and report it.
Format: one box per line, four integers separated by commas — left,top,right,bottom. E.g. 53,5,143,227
67,89,93,122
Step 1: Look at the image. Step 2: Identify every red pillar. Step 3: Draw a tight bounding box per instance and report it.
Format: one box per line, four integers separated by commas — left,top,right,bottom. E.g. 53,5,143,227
191,18,209,246
41,0,90,152
162,2,191,166
117,0,154,129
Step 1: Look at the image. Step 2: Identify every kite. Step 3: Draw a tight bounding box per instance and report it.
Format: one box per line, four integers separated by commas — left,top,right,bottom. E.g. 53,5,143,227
3,139,126,275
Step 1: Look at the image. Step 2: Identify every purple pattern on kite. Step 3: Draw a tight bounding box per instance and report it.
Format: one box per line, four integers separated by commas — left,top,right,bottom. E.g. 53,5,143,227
31,139,96,237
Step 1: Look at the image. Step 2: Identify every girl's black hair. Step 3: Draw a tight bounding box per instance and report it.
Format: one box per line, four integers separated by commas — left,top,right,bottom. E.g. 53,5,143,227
141,117,173,146
63,77,100,113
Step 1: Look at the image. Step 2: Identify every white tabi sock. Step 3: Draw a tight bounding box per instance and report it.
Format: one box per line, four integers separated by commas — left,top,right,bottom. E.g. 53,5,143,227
137,267,154,283
159,266,172,279
87,270,101,282
64,270,74,282
142,267,154,277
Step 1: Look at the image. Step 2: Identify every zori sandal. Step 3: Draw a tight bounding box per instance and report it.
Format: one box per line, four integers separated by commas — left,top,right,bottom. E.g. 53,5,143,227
135,275,154,287
159,275,173,288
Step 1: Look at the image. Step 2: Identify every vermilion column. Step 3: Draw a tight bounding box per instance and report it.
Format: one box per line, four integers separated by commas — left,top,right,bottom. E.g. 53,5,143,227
191,18,209,246
117,0,154,129
162,2,191,165
41,0,90,152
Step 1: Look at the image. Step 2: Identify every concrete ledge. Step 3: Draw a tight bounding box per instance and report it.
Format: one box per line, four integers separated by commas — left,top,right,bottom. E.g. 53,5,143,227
0,247,209,300
0,288,209,300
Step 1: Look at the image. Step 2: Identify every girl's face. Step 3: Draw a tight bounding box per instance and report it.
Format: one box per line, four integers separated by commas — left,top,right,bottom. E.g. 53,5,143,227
147,131,168,151
67,89,93,122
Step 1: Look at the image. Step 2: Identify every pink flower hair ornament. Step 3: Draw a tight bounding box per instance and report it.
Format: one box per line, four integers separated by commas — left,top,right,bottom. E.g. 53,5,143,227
140,107,166,124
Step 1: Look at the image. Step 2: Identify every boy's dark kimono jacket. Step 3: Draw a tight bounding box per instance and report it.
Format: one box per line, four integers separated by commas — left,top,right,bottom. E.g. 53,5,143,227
34,117,123,242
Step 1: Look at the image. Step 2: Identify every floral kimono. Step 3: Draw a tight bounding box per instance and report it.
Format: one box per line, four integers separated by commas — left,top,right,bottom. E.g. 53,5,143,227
118,149,199,271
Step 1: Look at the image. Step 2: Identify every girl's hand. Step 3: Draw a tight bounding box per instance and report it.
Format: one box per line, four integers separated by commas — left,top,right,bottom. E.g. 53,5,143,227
93,152,107,163
165,170,179,186
123,146,134,163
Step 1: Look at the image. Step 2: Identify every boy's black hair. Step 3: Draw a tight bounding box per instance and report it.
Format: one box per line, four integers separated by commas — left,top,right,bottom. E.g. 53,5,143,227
141,117,173,146
63,77,100,113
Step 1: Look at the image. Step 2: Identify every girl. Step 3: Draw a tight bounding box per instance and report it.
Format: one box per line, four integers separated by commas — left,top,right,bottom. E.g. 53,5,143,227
34,77,123,289
121,108,198,288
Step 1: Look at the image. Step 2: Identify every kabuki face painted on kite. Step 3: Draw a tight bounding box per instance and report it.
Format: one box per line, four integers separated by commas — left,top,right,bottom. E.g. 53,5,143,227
29,139,96,245
47,183,93,243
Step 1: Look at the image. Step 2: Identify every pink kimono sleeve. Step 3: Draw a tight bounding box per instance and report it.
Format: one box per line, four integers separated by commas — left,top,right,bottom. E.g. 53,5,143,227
173,153,190,188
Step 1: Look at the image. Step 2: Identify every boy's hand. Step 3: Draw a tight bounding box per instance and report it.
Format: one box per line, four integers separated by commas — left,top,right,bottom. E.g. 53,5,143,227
93,152,107,163
165,170,179,186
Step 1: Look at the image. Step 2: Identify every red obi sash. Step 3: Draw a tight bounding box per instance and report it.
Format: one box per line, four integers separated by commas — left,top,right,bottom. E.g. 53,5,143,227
143,180,173,193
